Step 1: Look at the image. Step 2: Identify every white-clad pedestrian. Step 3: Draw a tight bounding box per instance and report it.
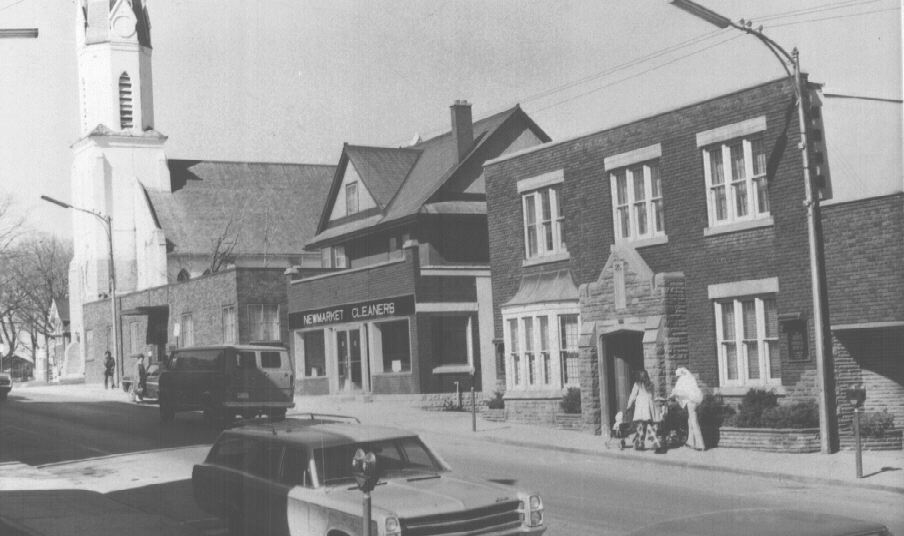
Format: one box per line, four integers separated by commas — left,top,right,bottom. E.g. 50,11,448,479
671,367,705,450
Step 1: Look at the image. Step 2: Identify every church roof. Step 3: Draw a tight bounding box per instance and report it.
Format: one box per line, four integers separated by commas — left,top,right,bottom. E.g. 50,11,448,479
308,105,548,248
146,160,335,257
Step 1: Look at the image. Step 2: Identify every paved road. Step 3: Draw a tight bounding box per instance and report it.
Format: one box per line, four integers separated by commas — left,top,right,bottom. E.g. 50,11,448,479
1,389,901,535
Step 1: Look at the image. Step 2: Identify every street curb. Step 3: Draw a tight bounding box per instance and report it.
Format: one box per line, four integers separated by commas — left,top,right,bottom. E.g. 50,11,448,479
464,434,904,496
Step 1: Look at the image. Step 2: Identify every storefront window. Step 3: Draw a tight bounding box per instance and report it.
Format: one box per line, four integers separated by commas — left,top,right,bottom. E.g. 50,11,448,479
375,320,410,372
299,330,326,377
431,316,470,366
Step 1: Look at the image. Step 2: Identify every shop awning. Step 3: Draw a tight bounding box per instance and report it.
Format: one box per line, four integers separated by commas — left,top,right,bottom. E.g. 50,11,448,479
502,269,578,308
120,305,169,316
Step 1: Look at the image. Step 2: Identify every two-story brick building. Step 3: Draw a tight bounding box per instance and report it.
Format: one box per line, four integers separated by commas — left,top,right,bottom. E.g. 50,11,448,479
287,102,548,396
484,77,902,441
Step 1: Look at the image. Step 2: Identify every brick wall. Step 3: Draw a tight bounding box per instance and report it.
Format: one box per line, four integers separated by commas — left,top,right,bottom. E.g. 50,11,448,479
487,78,817,402
235,268,289,345
823,194,904,325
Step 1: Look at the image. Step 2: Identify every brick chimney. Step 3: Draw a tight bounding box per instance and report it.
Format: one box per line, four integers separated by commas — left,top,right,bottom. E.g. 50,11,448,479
450,100,473,162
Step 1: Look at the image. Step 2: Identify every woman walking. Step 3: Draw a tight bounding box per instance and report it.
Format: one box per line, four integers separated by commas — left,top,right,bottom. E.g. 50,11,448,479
626,369,661,451
671,367,705,450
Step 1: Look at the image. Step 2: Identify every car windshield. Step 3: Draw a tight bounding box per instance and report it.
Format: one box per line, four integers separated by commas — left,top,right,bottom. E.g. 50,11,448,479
313,436,444,486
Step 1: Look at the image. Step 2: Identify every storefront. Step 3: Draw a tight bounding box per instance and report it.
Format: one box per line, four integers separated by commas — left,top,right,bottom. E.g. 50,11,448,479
290,295,418,395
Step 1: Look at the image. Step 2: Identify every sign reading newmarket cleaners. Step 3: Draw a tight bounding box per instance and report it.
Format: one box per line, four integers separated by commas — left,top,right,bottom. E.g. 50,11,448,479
289,295,415,329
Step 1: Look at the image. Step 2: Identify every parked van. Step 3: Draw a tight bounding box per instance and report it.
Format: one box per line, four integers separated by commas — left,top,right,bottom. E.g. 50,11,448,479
157,345,295,424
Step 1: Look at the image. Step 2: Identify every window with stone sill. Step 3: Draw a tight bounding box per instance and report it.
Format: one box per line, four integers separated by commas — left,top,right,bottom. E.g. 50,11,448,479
222,305,236,344
249,304,280,342
714,295,781,388
703,135,769,227
505,311,579,390
180,313,194,348
522,185,566,260
609,161,665,242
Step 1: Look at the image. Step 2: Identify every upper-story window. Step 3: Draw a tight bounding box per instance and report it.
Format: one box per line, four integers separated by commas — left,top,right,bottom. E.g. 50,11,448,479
320,245,347,269
698,117,770,228
610,161,664,242
345,182,359,215
517,170,566,261
118,72,133,129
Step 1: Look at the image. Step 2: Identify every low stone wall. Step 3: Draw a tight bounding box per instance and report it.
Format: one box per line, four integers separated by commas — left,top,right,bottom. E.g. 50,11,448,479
718,427,821,453
554,413,583,430
504,392,563,426
362,392,485,411
839,429,903,451
482,408,506,422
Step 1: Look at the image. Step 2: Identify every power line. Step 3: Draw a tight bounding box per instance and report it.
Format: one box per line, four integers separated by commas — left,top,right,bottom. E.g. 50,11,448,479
768,6,900,28
0,0,28,13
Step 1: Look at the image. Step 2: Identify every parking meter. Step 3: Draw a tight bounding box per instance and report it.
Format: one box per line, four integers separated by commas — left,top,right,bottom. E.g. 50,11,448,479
351,448,380,492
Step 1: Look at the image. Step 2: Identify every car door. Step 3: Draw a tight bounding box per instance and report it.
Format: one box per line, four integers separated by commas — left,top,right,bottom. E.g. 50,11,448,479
242,439,291,535
259,350,294,405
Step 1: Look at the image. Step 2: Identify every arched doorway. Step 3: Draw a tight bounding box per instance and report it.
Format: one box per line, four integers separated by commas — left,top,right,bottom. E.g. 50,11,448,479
600,330,644,427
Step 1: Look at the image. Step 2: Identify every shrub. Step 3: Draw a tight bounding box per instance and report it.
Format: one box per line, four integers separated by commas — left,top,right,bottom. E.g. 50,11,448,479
441,397,463,412
697,394,735,449
760,400,819,429
859,409,896,438
486,391,505,410
560,387,581,414
728,389,778,428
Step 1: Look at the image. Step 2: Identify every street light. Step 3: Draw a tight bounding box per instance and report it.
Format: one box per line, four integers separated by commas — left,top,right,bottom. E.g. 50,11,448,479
40,195,123,387
666,0,837,454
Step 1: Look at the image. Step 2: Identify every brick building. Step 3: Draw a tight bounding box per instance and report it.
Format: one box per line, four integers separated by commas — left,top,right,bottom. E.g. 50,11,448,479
287,102,549,396
484,77,903,443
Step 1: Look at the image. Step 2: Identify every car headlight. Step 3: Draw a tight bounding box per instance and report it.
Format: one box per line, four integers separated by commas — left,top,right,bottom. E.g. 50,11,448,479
385,516,401,536
529,495,542,510
520,494,544,528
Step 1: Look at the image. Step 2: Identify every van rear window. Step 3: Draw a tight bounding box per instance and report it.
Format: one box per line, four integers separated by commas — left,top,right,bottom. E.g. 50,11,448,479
261,351,282,369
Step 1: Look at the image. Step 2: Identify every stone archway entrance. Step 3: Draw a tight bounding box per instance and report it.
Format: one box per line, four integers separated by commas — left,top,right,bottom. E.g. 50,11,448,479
601,331,644,425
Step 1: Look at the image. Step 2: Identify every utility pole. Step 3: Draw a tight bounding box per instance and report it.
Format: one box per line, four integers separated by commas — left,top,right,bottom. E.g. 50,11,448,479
666,0,837,453
0,28,38,39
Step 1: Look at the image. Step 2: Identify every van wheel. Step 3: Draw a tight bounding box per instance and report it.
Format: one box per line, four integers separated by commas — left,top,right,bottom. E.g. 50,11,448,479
267,408,287,421
159,402,175,423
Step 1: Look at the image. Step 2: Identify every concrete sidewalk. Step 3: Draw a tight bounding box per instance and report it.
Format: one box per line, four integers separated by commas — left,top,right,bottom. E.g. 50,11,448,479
14,382,904,493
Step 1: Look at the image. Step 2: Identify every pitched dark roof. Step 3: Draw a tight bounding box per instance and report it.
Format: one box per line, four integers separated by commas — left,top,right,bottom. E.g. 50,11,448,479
54,298,70,322
309,105,548,247
146,160,335,256
345,145,420,208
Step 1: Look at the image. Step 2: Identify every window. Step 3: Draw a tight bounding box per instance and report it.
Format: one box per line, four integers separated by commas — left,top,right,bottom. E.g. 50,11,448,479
505,310,579,390
85,329,94,362
559,314,579,387
171,349,224,371
180,313,194,347
346,182,359,215
249,304,280,342
321,246,347,269
715,296,781,387
260,351,282,369
431,316,471,366
703,135,769,226
375,320,410,372
222,306,236,344
129,322,142,355
298,330,326,377
118,72,133,129
522,186,565,259
610,161,664,242
280,447,311,487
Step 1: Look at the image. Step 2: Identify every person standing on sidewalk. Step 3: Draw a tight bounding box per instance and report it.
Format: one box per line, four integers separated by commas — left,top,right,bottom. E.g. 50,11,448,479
626,369,662,451
671,367,705,450
131,356,147,402
103,351,116,389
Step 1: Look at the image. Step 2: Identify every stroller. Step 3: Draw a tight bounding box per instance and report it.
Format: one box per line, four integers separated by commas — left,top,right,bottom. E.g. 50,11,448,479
655,397,689,450
606,411,634,450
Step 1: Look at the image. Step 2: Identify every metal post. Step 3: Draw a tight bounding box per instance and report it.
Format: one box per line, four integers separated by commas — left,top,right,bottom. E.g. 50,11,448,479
854,408,863,478
471,383,476,432
793,49,836,454
362,490,372,536
105,217,123,387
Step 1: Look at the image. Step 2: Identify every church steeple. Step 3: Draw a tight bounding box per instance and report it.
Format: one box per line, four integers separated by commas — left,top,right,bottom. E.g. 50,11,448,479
76,0,154,136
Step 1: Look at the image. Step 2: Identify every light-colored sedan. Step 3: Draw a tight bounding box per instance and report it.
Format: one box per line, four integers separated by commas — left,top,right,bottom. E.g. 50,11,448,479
192,419,546,536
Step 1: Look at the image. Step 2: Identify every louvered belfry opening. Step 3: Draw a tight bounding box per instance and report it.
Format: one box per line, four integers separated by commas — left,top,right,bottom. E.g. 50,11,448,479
119,72,133,129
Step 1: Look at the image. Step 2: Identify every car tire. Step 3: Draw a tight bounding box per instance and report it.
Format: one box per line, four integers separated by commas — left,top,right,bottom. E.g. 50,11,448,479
267,408,287,421
160,402,175,423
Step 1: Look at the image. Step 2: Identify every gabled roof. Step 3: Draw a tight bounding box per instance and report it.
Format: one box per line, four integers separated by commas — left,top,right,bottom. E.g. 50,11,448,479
53,298,70,323
309,105,549,248
146,160,335,257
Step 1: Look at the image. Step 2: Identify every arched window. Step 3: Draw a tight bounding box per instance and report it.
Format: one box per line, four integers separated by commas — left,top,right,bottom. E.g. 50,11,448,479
176,269,190,282
119,72,133,129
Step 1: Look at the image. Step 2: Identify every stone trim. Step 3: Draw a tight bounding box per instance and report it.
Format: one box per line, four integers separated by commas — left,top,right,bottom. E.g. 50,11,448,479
516,169,564,193
703,216,774,236
696,116,767,147
603,143,662,170
708,277,779,299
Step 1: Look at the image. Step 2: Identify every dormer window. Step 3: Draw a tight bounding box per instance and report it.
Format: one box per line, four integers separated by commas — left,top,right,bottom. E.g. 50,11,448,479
346,182,359,215
119,72,133,129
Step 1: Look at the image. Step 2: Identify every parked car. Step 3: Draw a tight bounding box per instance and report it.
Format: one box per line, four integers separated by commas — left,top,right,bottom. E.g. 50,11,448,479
626,508,891,536
192,419,546,536
0,372,11,400
158,345,294,424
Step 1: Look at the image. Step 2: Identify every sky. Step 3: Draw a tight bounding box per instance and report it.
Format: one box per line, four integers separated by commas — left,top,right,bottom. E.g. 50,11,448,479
0,0,900,239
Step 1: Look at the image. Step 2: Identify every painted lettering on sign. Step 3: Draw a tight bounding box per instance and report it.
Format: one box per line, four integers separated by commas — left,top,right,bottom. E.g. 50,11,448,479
352,302,395,319
305,309,344,326
289,295,415,329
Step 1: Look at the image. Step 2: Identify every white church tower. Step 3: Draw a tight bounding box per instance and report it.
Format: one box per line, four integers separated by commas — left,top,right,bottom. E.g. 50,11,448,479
67,0,169,375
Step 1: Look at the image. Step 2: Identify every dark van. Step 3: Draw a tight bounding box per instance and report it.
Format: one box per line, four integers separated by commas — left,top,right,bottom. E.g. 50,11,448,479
157,345,295,424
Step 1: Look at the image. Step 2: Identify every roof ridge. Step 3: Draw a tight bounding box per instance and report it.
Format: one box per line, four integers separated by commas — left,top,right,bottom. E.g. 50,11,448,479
167,158,336,168
413,104,521,147
345,144,423,153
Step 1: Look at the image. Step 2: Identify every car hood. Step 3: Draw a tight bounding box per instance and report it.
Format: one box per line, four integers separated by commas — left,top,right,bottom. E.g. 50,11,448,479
297,474,522,519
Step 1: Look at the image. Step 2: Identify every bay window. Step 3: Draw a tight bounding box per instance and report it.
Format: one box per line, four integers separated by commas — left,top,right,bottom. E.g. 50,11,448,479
504,307,580,390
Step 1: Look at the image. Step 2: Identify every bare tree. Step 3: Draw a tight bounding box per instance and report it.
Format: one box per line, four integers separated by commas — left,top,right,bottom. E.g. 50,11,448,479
207,193,253,274
0,192,26,371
